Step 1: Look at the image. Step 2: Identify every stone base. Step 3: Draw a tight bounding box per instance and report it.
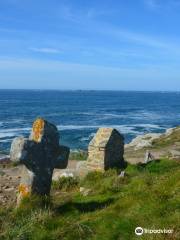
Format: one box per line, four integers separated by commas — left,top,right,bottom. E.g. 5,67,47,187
76,161,105,177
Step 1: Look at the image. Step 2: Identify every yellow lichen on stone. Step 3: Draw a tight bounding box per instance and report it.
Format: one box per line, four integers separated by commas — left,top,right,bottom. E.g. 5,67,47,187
32,118,44,142
18,184,30,197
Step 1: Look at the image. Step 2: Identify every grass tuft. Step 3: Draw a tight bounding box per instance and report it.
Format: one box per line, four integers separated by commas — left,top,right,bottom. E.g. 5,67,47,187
69,150,88,161
52,177,79,191
0,158,179,240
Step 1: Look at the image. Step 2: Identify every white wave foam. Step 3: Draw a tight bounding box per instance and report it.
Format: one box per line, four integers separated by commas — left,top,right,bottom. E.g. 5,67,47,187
97,113,127,120
133,124,164,129
80,133,95,142
58,123,166,135
79,112,97,116
0,128,30,132
130,111,161,120
2,119,25,124
0,139,11,143
0,128,30,139
0,124,165,142
76,110,163,121
112,125,140,134
0,132,17,138
45,112,100,117
57,125,95,130
80,137,90,142
57,125,140,135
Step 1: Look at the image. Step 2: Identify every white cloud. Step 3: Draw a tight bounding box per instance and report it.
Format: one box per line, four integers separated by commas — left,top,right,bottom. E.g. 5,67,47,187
30,47,61,54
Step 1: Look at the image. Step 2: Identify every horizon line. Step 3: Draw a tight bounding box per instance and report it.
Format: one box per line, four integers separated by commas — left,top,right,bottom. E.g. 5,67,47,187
0,88,180,92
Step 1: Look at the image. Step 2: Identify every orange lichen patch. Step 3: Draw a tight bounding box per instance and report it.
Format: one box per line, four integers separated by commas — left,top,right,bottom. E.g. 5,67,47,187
18,184,30,197
32,118,45,142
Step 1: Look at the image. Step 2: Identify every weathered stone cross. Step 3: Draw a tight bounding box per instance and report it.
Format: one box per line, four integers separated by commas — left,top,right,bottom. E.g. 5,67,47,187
10,118,69,203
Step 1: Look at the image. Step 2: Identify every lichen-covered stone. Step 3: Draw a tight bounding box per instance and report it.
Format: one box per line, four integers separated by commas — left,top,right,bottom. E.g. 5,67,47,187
77,128,125,175
10,118,69,203
87,128,124,170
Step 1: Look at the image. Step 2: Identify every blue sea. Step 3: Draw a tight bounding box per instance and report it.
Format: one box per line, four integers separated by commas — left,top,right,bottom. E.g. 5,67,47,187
0,90,180,153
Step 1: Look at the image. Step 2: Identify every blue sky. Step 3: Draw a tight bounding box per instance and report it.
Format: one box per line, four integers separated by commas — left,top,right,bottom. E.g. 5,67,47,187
0,0,180,90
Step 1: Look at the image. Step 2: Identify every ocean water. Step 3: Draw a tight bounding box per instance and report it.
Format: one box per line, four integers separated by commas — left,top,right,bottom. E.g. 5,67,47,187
0,90,180,152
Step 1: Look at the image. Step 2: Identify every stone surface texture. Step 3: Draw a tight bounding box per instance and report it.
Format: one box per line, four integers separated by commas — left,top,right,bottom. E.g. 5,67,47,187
77,128,124,175
10,118,69,203
125,133,161,150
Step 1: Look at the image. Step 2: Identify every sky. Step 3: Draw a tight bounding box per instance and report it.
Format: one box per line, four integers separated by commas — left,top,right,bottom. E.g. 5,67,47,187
0,0,180,90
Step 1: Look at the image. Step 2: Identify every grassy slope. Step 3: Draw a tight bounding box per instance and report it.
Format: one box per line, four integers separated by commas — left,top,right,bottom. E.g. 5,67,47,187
152,127,180,148
0,159,179,240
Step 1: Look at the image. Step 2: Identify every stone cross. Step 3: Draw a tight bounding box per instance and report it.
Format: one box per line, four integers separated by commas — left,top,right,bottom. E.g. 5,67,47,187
10,118,69,203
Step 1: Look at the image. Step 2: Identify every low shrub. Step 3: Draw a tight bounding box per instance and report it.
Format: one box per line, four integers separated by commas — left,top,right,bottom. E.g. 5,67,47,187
69,151,88,161
52,177,79,191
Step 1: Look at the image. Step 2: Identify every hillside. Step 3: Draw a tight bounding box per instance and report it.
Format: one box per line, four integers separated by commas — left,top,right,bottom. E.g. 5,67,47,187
125,126,180,164
0,127,180,240
0,159,179,240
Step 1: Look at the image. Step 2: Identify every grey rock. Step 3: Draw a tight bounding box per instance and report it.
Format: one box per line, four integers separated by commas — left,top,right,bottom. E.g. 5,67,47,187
165,128,174,136
52,170,75,181
118,171,125,178
87,128,124,170
4,187,14,192
10,137,27,162
170,149,180,159
10,118,70,203
125,133,161,150
78,128,125,175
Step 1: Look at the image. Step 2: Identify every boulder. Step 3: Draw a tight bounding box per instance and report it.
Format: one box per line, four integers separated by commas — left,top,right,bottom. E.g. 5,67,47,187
125,133,161,150
10,137,27,163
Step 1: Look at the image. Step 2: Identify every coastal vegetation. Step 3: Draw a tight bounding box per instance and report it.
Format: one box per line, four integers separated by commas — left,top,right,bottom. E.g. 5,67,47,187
0,158,179,240
152,127,180,148
0,126,180,239
69,150,88,161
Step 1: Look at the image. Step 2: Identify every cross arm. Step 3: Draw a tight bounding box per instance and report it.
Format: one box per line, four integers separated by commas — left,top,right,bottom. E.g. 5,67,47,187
54,145,70,169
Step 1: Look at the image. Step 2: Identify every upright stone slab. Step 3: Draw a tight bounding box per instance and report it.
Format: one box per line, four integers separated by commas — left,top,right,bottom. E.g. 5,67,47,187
86,128,124,171
10,118,70,204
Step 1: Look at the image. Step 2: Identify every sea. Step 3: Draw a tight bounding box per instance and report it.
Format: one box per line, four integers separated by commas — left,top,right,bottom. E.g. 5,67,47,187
0,90,180,153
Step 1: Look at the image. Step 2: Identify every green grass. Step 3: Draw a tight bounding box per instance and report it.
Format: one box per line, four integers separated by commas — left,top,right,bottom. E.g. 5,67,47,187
69,150,88,161
152,127,180,148
0,159,179,240
52,176,79,191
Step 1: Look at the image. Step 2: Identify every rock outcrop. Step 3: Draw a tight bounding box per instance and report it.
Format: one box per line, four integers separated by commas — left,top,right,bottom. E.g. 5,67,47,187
125,126,180,164
125,133,161,150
